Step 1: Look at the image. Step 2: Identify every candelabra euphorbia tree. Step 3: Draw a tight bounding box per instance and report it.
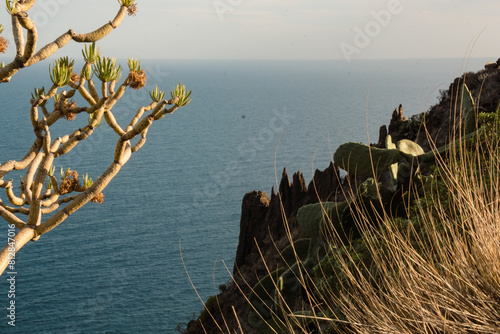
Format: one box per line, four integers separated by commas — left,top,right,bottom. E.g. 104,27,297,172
0,0,192,275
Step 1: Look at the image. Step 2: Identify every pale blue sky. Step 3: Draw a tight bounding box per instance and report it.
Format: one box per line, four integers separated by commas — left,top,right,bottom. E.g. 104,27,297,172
2,0,500,61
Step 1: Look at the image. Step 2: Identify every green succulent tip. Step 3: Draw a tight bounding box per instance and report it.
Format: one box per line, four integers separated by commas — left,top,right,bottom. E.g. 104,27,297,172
118,0,135,6
170,82,192,107
5,0,19,15
149,86,165,102
127,58,141,72
49,57,75,87
93,56,122,82
82,42,100,64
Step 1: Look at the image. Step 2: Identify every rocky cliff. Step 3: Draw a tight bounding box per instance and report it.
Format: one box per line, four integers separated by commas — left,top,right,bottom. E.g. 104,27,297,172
234,162,342,274
182,61,500,334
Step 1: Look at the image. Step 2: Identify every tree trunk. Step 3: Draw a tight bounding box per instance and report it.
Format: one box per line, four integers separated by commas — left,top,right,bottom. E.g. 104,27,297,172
0,227,36,276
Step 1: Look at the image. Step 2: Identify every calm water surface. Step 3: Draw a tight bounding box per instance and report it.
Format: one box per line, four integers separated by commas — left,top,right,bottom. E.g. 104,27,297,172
0,58,488,332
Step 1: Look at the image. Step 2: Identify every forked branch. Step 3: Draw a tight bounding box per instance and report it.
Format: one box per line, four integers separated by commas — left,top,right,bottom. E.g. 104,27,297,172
0,1,134,82
0,42,192,276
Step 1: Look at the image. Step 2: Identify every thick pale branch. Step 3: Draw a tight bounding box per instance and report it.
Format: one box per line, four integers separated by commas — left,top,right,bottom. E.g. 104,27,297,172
40,195,78,214
23,151,44,201
16,13,37,62
27,203,41,226
30,106,40,131
109,80,116,95
77,84,97,106
40,192,60,208
155,105,179,121
11,16,25,58
87,99,106,116
22,30,70,66
54,126,95,157
32,153,53,200
101,81,108,98
72,6,128,42
0,227,37,276
0,5,129,83
27,5,127,66
37,141,131,235
131,129,148,153
50,135,70,152
0,194,78,215
151,100,168,117
0,203,29,215
46,85,58,100
0,138,43,178
0,205,26,230
28,127,53,227
5,183,25,206
62,89,77,100
122,116,153,141
87,79,100,102
45,109,62,127
127,103,155,131
106,84,127,109
16,0,37,12
104,110,125,135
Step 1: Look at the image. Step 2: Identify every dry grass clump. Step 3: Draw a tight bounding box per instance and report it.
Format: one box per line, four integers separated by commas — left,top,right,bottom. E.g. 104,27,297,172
186,71,500,334
315,123,500,333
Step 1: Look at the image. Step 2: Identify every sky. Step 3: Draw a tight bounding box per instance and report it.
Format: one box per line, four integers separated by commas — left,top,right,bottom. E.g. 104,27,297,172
1,0,500,61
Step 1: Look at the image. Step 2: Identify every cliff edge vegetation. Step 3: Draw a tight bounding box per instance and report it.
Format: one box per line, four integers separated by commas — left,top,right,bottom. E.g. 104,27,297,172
181,60,500,334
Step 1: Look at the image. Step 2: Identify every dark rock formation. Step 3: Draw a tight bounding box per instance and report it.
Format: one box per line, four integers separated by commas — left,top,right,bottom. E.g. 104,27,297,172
485,62,499,71
307,161,341,202
426,67,500,149
234,191,271,272
182,60,500,334
388,104,407,141
376,124,388,148
234,165,340,273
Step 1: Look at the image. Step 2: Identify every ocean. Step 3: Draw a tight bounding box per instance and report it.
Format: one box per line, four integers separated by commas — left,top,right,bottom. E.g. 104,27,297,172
0,57,489,332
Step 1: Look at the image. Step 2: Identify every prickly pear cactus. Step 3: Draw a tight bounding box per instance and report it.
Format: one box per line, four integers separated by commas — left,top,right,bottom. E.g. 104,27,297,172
357,177,381,202
280,238,311,266
461,83,476,135
334,142,402,177
274,262,307,316
397,139,425,156
395,139,425,184
386,135,398,191
248,268,288,333
297,201,352,266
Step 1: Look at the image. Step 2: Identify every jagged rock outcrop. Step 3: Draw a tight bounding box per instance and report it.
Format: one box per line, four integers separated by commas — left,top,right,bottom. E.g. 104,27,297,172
376,124,388,148
426,67,500,149
234,165,340,272
388,104,407,141
307,161,341,202
234,191,271,272
183,60,500,334
485,62,499,71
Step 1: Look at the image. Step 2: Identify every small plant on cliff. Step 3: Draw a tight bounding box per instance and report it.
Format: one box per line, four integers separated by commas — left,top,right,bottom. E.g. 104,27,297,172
0,1,192,276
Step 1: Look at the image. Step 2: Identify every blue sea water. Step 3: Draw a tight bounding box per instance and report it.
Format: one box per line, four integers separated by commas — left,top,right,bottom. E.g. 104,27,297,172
0,58,489,333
